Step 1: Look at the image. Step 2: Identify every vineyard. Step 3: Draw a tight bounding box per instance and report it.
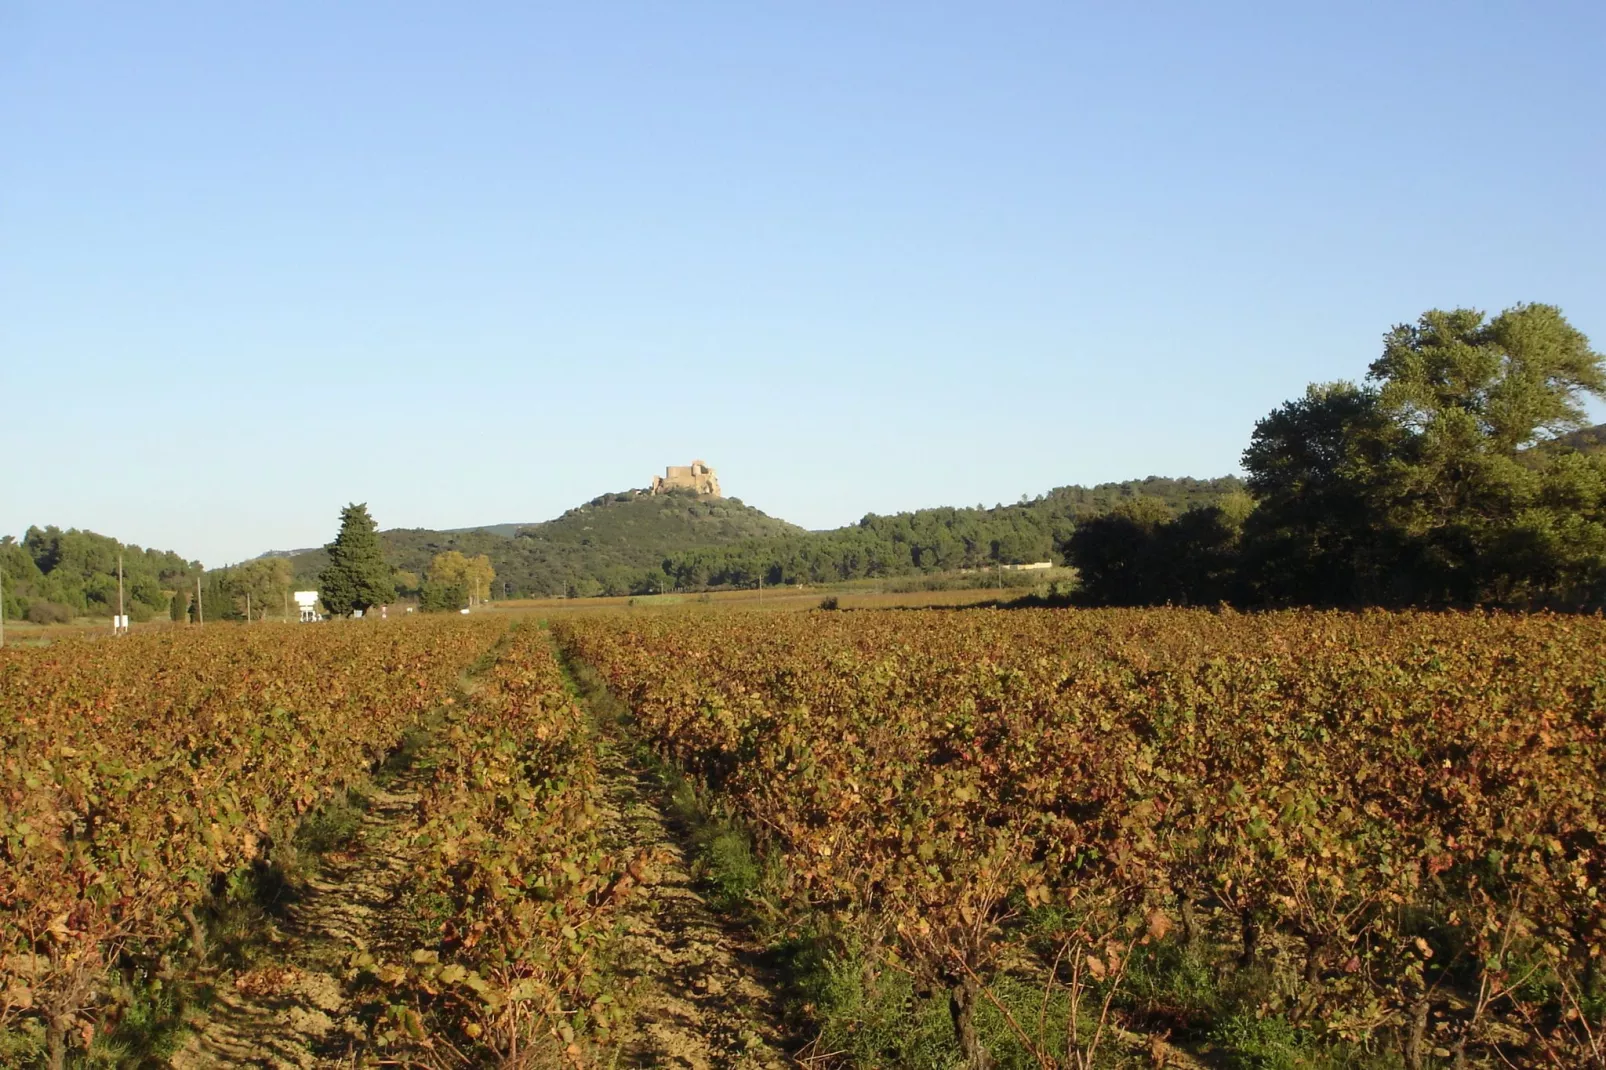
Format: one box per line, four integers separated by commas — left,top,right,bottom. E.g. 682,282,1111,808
0,616,508,1064
2,608,1603,1068
2,617,655,1067
554,608,1606,1069
342,621,637,1064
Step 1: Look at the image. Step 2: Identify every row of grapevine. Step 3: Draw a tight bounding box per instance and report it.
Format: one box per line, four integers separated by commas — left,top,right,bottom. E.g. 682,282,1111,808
363,624,638,1065
555,608,1606,1067
0,616,506,1065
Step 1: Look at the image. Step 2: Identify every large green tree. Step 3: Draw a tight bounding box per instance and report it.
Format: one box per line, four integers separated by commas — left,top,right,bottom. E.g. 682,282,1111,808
1243,304,1606,606
1061,495,1250,606
232,557,294,620
199,569,242,622
1238,381,1399,604
1366,304,1606,602
318,504,396,616
1061,497,1175,604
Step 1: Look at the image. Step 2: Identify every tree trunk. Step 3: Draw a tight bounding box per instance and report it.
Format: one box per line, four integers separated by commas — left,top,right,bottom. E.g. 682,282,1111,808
949,976,993,1070
182,904,207,962
1179,890,1201,951
1402,997,1430,1070
1239,913,1260,969
47,1018,66,1070
1303,937,1324,985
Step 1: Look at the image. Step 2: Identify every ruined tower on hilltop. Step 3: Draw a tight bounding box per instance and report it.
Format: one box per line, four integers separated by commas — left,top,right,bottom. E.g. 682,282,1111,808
650,459,721,497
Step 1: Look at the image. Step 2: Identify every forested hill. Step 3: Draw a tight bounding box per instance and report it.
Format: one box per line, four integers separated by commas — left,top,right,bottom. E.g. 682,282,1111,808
1,527,202,623
284,476,1244,598
285,489,804,598
662,476,1245,589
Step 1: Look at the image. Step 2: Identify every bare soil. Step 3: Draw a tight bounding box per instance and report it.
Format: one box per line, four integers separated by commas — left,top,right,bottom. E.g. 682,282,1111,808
590,735,795,1069
170,777,430,1068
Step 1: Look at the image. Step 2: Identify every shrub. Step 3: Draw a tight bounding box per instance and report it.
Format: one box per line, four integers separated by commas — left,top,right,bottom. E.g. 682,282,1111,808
25,601,74,625
819,596,841,610
419,581,468,613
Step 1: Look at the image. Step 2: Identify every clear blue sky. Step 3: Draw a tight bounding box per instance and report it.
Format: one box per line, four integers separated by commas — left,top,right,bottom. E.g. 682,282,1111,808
4,2,1603,566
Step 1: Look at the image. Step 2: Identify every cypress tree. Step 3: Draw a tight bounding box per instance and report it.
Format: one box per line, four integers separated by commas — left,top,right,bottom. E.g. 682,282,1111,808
318,503,396,616
202,570,241,621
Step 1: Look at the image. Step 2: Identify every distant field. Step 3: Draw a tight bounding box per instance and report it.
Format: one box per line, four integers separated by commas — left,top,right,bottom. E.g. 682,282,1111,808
0,613,298,647
486,582,1031,615
0,616,181,646
0,583,1034,646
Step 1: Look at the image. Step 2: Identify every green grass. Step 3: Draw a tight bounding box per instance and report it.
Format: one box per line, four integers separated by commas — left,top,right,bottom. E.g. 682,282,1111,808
77,973,193,1068
375,724,435,786
293,788,370,855
0,1020,46,1068
565,645,770,912
395,887,457,950
781,934,958,1068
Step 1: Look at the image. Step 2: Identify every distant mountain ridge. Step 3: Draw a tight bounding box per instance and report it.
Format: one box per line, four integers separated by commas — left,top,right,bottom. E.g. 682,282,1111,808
442,522,532,538
279,476,1251,598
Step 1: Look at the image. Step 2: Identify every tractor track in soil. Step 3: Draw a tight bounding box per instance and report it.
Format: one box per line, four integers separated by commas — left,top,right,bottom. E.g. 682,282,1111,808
170,770,432,1069
588,730,796,1069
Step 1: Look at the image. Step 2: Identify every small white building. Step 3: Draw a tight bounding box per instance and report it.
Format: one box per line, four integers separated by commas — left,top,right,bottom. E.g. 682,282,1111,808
294,591,321,622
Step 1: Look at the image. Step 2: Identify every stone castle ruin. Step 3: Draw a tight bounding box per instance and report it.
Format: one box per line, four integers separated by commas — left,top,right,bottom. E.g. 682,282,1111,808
650,459,721,497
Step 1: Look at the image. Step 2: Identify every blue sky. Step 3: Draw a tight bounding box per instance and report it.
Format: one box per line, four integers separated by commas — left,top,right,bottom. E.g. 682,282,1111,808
4,2,1603,566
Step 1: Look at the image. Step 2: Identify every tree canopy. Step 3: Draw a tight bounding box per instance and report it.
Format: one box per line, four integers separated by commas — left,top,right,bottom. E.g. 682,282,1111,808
418,551,495,612
1,528,200,623
318,504,396,616
1065,304,1606,610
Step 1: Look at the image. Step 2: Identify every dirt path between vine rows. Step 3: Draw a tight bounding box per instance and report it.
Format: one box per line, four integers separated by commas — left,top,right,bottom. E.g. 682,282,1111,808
589,730,796,1069
169,765,431,1069
168,641,795,1069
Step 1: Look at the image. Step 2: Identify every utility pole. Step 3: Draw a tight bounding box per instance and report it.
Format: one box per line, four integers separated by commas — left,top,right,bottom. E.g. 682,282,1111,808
196,575,204,626
246,591,251,623
284,590,290,622
1,561,6,648
116,552,125,634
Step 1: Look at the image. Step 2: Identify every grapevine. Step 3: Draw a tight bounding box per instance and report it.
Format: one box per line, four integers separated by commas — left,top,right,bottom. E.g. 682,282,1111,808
555,608,1606,1066
0,616,505,1064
